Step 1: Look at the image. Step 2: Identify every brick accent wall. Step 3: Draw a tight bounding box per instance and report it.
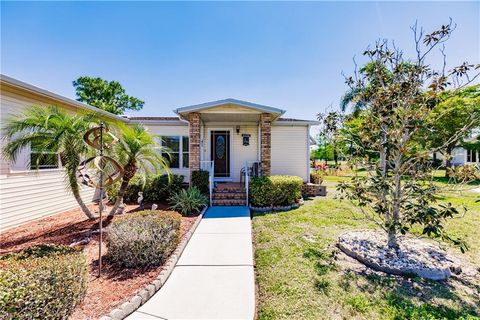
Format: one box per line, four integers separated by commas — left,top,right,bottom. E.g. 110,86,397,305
260,113,271,176
188,112,201,178
302,183,327,197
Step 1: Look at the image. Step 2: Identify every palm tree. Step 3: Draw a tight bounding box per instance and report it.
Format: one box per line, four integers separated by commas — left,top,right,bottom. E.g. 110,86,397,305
2,106,98,219
108,123,171,215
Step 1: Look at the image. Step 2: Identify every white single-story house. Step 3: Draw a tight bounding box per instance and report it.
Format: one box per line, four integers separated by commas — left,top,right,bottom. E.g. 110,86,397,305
0,74,318,230
433,133,480,166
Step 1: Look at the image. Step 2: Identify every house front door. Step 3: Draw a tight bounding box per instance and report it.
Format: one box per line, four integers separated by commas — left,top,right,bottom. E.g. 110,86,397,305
211,130,230,178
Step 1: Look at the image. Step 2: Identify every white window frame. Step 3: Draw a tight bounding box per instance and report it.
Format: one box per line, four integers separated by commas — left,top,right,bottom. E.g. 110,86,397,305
159,135,189,169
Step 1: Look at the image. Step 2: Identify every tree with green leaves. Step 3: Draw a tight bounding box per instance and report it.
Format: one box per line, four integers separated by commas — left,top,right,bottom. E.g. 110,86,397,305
73,77,144,115
338,20,479,251
425,84,480,176
2,106,98,219
316,111,345,166
108,124,171,215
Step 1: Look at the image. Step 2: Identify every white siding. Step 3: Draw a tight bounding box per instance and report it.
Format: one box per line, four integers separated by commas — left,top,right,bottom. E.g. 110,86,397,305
0,171,95,230
271,125,309,181
142,123,190,181
1,86,96,231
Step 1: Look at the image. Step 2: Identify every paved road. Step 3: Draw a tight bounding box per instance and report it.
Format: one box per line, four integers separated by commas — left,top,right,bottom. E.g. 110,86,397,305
127,206,255,320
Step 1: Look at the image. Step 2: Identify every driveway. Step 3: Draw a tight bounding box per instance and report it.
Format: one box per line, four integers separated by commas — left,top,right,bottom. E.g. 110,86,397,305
127,206,255,320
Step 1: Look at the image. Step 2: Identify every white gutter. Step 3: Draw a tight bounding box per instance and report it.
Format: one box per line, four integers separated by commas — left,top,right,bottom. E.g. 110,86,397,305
307,125,311,182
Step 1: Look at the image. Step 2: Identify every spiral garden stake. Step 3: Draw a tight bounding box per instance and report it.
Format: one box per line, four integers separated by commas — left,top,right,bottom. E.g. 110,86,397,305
79,123,123,277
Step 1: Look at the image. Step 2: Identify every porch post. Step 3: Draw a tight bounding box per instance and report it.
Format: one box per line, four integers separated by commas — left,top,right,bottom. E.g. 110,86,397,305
260,113,271,176
189,112,201,181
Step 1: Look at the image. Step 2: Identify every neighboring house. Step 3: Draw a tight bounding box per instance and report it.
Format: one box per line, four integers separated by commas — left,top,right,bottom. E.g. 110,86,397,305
433,133,480,166
0,74,318,230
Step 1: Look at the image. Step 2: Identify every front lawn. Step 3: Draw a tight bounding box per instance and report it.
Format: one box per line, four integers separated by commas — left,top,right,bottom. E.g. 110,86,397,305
253,176,480,320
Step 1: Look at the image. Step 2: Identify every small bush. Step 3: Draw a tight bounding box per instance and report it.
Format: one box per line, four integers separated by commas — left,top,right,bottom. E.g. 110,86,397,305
169,187,208,215
0,244,88,320
145,174,184,202
106,175,148,204
191,170,210,196
310,169,324,185
106,210,181,268
249,175,303,207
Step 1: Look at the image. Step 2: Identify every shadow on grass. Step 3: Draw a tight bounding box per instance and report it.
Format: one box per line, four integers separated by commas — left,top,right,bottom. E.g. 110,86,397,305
346,271,480,319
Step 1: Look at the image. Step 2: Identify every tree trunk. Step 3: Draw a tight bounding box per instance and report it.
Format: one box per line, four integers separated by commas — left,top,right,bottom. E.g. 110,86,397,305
109,178,130,216
445,145,454,178
387,229,399,251
66,165,95,220
73,188,95,220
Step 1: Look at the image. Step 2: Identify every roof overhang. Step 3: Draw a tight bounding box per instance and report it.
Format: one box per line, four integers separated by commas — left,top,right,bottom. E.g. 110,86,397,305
174,98,286,122
0,74,129,123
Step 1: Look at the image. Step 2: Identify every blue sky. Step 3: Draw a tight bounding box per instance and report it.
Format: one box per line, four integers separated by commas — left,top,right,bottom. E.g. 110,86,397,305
1,1,479,121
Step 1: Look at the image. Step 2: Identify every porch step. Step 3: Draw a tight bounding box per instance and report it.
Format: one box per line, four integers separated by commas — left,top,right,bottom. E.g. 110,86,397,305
212,199,247,206
213,192,246,200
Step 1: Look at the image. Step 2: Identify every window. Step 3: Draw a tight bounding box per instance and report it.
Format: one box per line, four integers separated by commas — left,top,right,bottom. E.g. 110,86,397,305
160,136,189,169
467,149,478,163
30,142,59,170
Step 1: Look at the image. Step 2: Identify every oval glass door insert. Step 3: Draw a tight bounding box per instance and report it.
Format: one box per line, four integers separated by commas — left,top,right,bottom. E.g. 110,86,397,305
216,136,225,159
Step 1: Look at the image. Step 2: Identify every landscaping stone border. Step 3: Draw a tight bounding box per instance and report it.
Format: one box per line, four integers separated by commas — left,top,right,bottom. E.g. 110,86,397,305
99,206,208,320
337,230,457,281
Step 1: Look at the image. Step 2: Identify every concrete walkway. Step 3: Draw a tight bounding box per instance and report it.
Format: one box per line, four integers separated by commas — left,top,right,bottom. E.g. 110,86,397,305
128,206,255,320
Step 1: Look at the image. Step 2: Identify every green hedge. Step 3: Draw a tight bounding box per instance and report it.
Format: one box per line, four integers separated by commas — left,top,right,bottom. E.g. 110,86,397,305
0,244,88,320
106,210,181,268
145,174,184,202
191,170,210,196
106,174,184,204
249,175,303,207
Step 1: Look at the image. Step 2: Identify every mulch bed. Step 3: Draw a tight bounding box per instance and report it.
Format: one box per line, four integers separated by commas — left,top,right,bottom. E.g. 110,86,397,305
0,202,199,320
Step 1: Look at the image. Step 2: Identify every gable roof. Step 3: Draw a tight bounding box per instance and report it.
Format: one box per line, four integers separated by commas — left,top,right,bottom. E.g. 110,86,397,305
174,98,286,118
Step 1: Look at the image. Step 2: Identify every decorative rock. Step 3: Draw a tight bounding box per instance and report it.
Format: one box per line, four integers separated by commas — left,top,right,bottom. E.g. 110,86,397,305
139,289,150,304
109,308,125,320
99,316,112,320
338,230,460,281
152,279,162,291
120,302,136,316
146,284,156,297
69,237,91,247
130,295,142,309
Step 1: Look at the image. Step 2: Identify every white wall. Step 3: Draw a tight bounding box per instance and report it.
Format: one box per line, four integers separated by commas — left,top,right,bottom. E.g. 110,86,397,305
0,86,96,231
271,125,309,182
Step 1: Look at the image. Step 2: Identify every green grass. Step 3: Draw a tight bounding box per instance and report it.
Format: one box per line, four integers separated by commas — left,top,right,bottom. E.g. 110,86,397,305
253,175,480,320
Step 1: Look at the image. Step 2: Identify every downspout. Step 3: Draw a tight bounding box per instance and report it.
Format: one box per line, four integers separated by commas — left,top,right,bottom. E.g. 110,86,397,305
307,125,311,183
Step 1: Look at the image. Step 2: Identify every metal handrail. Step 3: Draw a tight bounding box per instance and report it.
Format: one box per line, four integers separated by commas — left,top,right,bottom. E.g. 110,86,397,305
244,161,249,207
200,161,214,206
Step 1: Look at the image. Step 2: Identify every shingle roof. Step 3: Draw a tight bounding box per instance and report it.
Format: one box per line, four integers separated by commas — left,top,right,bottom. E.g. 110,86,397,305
128,116,180,121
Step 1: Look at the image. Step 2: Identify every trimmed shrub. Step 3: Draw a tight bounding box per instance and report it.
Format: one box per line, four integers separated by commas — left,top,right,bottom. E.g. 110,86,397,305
106,175,148,204
145,174,184,202
191,170,210,196
249,175,303,207
169,187,208,215
106,210,181,268
0,244,88,320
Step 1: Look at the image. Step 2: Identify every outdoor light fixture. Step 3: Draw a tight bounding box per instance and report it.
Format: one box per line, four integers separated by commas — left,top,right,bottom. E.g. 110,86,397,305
242,134,251,146
236,125,240,134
